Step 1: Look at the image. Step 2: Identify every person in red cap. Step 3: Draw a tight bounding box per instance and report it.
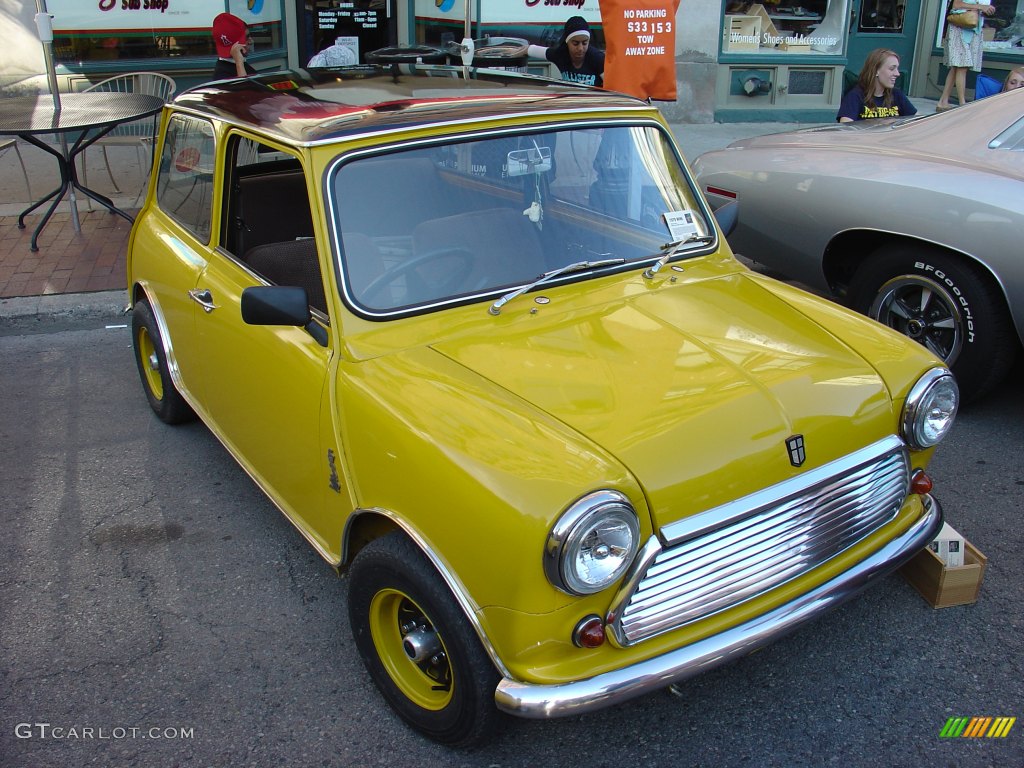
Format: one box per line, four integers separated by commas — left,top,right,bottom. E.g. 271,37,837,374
212,12,256,80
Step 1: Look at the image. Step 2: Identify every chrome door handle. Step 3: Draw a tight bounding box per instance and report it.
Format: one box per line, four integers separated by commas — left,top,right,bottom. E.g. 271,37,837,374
188,288,217,313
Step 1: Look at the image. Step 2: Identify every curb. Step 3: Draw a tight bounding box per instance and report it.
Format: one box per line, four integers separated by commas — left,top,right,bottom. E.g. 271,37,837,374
0,290,128,326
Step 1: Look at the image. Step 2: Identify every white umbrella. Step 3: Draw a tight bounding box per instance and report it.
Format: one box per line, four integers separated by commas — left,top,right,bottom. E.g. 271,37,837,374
34,0,60,110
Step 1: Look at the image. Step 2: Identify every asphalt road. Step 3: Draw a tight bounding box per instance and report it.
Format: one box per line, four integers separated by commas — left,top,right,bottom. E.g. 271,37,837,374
1,318,1021,768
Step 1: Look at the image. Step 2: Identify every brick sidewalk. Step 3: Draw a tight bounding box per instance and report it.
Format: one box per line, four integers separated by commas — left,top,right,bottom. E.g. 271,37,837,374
0,138,149,299
0,210,133,299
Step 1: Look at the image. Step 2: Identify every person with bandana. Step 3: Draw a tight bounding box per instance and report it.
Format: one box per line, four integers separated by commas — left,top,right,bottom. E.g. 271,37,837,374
528,16,605,88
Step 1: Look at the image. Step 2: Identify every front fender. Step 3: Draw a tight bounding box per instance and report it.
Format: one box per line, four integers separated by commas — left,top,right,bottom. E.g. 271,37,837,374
336,345,650,617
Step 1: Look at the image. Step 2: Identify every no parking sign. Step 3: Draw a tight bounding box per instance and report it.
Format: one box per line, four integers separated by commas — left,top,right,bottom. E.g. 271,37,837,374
599,0,679,100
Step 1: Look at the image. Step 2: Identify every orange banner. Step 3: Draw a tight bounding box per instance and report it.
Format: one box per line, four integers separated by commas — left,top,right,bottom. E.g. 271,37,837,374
599,0,680,101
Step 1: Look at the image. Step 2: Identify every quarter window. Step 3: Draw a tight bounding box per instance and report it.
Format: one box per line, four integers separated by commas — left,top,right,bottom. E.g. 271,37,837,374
156,114,215,243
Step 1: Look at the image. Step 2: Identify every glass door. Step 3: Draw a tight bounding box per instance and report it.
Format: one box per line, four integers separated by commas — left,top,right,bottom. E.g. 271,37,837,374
845,0,921,89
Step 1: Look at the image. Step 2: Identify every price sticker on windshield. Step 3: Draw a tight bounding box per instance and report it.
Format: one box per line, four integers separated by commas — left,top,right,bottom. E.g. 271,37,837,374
664,210,699,240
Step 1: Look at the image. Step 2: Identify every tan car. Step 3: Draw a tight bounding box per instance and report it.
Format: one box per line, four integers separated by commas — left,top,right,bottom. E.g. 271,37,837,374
694,89,1024,402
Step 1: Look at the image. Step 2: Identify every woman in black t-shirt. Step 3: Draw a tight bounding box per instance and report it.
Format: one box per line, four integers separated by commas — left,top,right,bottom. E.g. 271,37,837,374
837,48,917,122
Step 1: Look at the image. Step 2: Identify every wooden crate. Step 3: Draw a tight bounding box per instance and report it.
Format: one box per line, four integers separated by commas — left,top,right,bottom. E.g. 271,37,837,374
724,15,762,52
747,4,780,39
900,539,987,608
781,39,811,52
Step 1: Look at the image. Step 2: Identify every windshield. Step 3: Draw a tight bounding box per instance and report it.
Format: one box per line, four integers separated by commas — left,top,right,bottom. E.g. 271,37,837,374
329,124,713,316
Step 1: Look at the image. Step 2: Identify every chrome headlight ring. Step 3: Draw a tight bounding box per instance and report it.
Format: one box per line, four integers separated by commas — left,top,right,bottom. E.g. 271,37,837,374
544,490,641,596
901,368,959,450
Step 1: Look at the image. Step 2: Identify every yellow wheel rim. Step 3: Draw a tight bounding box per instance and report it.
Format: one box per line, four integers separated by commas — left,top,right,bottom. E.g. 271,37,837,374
137,326,164,401
368,588,453,711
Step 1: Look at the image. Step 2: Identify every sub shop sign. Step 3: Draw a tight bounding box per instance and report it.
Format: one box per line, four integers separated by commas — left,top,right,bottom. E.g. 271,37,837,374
47,0,280,30
600,0,680,100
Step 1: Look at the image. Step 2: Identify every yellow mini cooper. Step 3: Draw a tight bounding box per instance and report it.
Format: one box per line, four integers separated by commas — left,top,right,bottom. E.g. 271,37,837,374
127,66,958,746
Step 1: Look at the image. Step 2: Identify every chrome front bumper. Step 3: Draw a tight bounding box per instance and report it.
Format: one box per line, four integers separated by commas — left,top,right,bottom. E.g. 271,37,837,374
494,494,941,719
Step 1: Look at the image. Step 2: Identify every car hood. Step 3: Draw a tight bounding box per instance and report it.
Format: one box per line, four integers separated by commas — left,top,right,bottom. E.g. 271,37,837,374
721,90,1024,181
430,272,894,531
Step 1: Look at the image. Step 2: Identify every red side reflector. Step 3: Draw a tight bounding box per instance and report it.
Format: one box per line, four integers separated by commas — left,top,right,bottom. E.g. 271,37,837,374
706,186,737,199
573,616,606,648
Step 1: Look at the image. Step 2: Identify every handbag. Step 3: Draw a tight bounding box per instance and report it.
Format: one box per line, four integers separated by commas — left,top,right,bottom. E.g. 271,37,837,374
947,9,979,28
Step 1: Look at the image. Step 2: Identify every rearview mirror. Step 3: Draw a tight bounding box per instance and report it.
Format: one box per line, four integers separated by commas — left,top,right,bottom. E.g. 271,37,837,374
507,146,552,177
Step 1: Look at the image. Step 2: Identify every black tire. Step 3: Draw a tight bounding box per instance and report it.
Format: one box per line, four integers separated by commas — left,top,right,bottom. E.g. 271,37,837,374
473,38,529,68
365,45,447,64
847,244,1017,402
348,533,501,747
131,300,195,425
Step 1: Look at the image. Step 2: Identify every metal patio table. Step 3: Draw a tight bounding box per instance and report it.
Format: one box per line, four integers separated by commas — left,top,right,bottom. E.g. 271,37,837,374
0,92,165,251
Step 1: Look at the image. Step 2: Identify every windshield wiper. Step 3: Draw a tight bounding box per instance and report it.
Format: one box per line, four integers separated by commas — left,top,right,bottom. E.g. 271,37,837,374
488,258,626,315
642,234,715,279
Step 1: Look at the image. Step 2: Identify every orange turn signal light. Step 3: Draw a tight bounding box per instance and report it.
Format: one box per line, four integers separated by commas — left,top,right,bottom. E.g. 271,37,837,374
910,470,933,495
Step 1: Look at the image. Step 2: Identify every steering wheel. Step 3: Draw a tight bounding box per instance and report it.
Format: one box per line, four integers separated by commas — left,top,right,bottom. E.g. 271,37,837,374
361,247,476,307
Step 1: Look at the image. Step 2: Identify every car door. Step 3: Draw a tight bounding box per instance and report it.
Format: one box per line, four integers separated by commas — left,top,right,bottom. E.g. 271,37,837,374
142,113,219,394
189,135,338,557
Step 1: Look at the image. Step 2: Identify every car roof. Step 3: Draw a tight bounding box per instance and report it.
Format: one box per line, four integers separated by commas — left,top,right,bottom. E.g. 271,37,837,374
172,65,652,145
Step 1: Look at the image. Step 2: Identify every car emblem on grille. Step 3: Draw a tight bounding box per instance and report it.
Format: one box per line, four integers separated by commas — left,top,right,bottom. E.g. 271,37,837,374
786,435,806,467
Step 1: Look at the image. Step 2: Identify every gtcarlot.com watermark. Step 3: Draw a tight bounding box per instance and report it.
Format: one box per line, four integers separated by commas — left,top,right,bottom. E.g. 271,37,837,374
15,722,194,741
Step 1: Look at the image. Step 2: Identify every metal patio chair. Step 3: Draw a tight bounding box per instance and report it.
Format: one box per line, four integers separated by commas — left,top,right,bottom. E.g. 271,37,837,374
1,138,32,200
80,72,176,200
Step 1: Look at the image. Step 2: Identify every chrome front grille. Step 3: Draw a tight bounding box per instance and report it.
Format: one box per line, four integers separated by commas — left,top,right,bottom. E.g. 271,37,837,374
608,436,910,646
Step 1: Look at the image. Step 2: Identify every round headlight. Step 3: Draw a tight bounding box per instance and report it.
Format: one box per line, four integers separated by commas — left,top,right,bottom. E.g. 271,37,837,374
545,490,641,596
902,368,959,450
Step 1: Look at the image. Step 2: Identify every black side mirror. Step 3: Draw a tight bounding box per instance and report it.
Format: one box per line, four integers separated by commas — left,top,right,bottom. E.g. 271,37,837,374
242,285,310,326
241,285,327,347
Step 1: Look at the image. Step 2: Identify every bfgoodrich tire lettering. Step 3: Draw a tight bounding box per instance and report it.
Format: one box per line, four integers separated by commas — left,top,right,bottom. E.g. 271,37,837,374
131,301,195,424
848,245,1016,402
348,533,501,747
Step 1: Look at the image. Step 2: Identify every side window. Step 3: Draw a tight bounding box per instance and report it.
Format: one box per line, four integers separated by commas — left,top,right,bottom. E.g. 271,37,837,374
156,114,215,242
223,135,326,316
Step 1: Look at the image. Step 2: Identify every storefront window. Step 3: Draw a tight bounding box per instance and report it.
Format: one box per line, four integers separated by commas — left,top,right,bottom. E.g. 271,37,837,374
411,0,605,54
936,0,1024,58
47,0,284,66
723,0,849,55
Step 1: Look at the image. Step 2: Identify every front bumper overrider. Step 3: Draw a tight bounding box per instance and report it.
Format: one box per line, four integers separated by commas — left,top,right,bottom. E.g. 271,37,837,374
494,494,941,719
